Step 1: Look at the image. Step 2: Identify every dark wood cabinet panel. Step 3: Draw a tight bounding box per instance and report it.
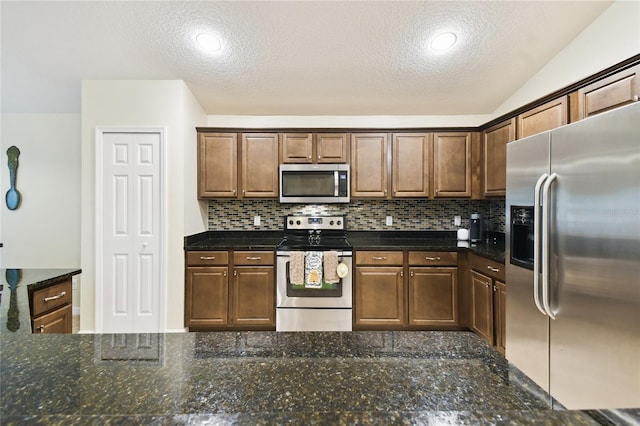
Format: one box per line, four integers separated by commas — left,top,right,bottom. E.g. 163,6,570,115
576,65,640,120
241,133,279,198
281,133,313,163
408,267,458,326
392,133,431,198
517,96,568,139
351,133,389,198
232,267,275,326
483,118,515,197
494,279,506,355
354,266,404,327
471,269,493,345
32,304,72,334
198,133,238,198
185,267,229,327
316,133,349,163
433,132,471,198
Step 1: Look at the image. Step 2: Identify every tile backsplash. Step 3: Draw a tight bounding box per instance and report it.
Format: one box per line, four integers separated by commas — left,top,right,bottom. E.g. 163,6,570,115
208,199,505,232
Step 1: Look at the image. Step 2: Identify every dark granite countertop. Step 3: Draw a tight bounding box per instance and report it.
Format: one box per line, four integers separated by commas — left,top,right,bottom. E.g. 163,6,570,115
185,230,505,263
2,330,630,424
0,268,81,337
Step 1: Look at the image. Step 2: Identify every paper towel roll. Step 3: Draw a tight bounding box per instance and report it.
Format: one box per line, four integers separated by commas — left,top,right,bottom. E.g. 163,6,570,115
457,228,469,241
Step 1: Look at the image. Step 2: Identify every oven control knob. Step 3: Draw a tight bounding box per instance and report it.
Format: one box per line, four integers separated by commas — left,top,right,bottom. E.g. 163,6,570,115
329,220,334,225
337,220,342,226
296,220,301,225
289,220,294,225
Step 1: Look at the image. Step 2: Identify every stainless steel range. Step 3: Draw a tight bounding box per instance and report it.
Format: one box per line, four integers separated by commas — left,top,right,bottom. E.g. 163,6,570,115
276,215,353,332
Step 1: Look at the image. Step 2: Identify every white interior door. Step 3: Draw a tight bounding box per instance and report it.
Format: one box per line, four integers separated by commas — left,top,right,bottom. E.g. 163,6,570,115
97,129,164,333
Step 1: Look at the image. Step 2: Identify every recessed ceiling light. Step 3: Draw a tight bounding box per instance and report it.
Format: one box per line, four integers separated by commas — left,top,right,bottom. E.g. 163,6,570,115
430,32,457,51
196,33,222,52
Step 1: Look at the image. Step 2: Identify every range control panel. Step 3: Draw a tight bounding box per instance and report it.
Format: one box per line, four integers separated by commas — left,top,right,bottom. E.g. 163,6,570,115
285,215,345,231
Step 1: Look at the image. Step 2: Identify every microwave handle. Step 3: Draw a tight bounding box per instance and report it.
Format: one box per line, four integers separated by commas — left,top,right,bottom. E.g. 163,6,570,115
334,171,339,196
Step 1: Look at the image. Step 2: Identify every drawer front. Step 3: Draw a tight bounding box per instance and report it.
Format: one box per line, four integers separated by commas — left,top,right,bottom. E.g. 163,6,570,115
408,251,457,266
233,251,274,266
32,279,72,317
356,251,403,266
470,254,505,281
32,304,72,334
187,251,229,266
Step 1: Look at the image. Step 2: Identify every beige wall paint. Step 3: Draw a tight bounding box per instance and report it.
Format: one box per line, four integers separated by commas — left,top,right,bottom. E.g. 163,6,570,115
81,80,206,333
0,114,82,306
493,0,640,117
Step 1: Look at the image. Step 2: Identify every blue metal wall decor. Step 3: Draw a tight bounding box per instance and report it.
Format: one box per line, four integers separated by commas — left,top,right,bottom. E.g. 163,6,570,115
6,146,21,210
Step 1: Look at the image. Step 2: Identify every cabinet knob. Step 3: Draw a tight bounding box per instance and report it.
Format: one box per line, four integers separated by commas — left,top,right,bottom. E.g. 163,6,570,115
223,270,227,277
37,325,45,333
410,271,414,277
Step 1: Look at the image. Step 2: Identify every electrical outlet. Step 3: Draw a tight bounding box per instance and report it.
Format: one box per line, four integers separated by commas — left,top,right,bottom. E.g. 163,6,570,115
386,215,393,226
254,215,261,226
454,216,461,226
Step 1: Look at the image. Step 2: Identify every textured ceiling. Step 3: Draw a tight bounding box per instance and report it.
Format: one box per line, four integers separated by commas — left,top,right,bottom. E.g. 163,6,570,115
1,1,613,115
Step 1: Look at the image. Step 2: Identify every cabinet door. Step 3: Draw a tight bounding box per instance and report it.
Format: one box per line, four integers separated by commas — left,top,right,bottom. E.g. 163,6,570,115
185,267,229,327
576,65,640,120
470,270,493,344
354,266,404,326
316,133,349,163
433,132,471,197
281,133,313,163
351,133,389,198
232,266,275,326
241,133,279,198
408,267,458,326
494,280,506,355
392,133,430,198
517,96,568,139
32,304,72,334
198,133,237,198
483,119,515,197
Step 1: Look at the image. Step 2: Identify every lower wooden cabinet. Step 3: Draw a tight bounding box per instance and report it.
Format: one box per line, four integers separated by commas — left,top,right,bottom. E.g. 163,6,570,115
494,279,506,355
354,266,404,327
469,254,506,354
354,250,459,329
185,250,275,330
30,278,73,334
470,269,494,344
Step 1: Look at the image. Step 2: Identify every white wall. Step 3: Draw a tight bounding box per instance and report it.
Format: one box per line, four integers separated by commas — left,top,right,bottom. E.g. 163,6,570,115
493,0,640,117
0,113,82,303
81,80,206,333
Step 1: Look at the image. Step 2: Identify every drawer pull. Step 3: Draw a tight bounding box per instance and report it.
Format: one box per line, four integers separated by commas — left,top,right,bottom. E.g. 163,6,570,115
425,256,441,261
37,325,45,333
372,256,387,260
246,256,262,261
200,256,216,260
487,266,500,273
43,291,66,302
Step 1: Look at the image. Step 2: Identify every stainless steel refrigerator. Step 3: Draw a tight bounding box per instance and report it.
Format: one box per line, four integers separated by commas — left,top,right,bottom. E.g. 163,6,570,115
506,102,640,409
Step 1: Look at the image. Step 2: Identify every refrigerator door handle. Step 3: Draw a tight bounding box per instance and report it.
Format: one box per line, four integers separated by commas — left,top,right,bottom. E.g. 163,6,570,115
533,173,549,316
542,172,558,320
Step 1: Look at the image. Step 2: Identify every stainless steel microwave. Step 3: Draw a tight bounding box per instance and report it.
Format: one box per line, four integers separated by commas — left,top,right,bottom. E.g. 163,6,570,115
279,164,350,203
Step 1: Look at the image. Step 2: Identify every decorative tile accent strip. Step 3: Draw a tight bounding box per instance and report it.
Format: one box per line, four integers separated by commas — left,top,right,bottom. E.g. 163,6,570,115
208,199,506,232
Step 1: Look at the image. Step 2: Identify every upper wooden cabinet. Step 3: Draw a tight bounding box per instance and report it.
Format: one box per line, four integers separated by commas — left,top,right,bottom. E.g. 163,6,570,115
240,133,279,198
392,133,431,198
281,133,349,163
351,133,389,198
574,65,640,120
517,96,568,139
482,119,515,197
198,133,238,198
198,132,279,199
433,132,472,198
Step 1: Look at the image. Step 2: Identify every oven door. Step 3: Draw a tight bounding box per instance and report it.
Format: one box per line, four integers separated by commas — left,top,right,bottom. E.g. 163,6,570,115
276,251,352,308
